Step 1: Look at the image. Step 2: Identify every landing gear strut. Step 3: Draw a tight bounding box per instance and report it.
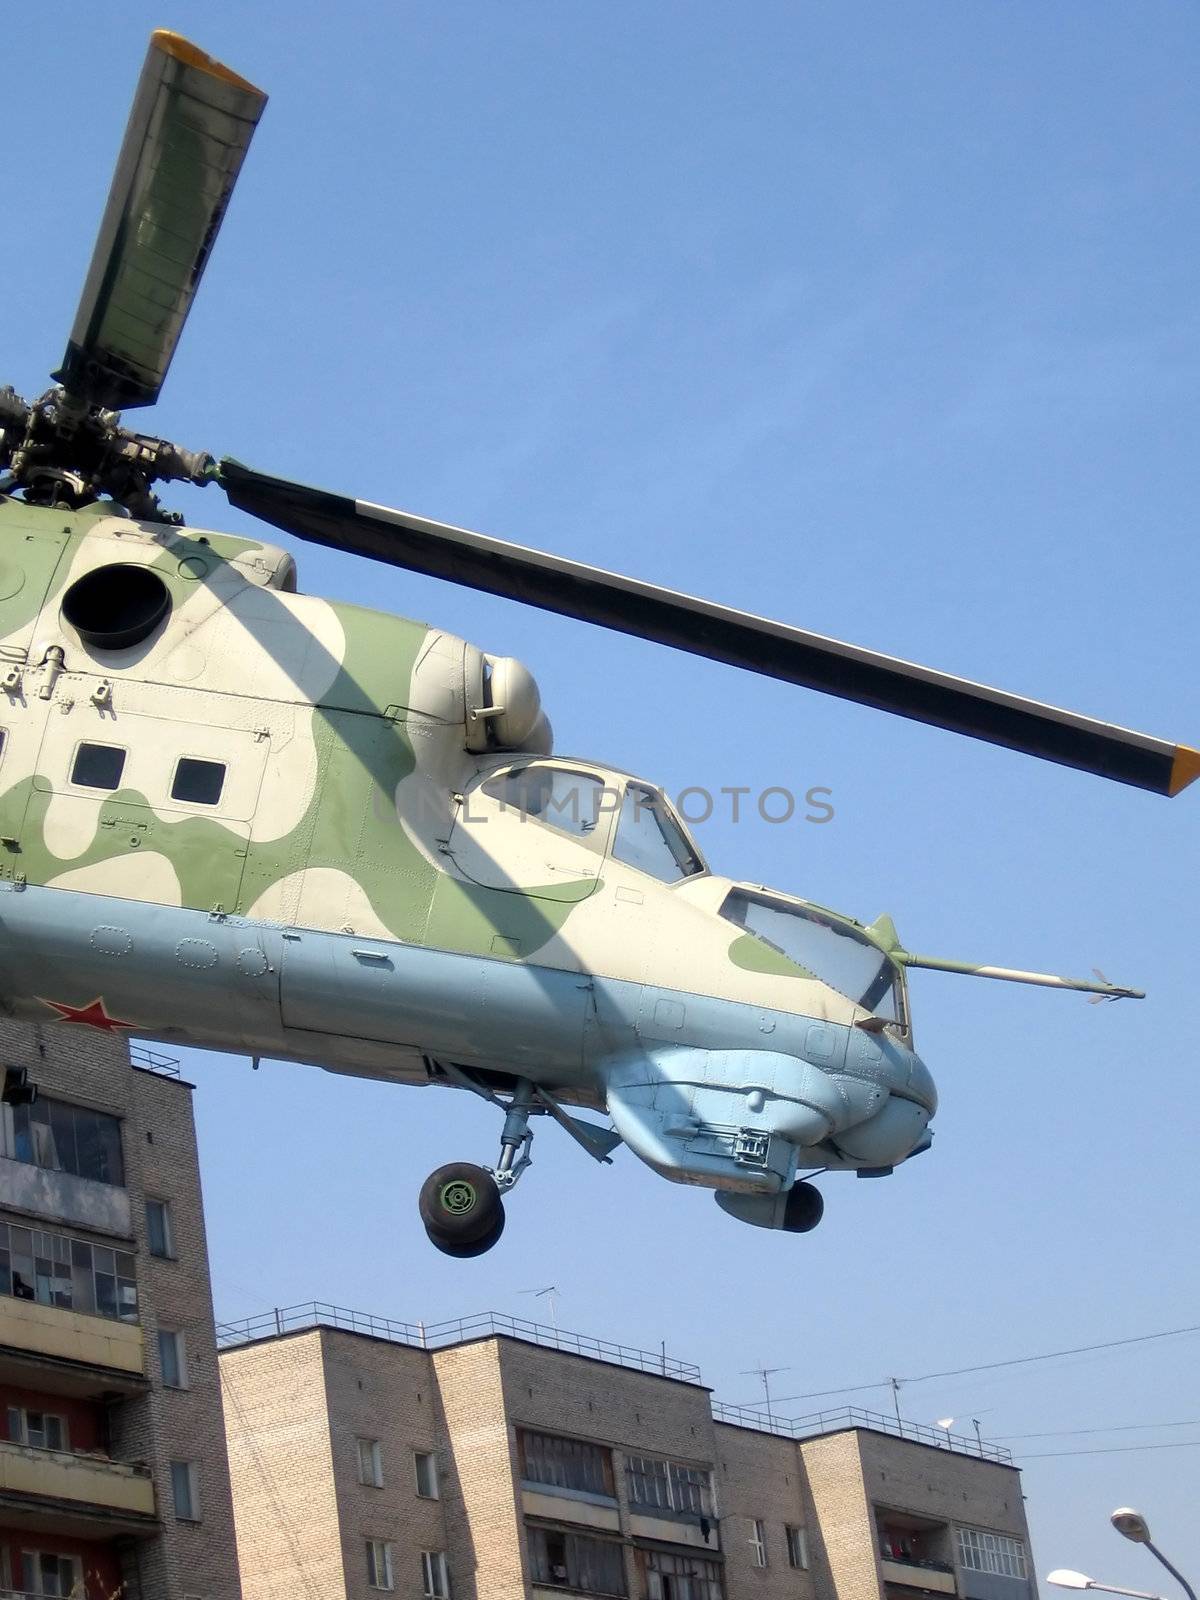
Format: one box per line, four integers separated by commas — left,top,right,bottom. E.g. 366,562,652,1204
418,1080,539,1257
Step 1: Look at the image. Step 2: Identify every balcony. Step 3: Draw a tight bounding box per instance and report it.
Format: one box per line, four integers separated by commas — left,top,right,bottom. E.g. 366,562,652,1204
881,1555,958,1594
0,1298,146,1396
0,1438,156,1537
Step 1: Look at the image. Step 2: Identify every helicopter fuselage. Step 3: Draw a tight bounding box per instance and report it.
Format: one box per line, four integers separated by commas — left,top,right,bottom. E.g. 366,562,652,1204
0,494,936,1222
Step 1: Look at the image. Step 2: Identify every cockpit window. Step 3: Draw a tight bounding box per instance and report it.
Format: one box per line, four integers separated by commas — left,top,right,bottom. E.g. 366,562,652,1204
481,765,606,841
721,890,903,1021
613,785,705,883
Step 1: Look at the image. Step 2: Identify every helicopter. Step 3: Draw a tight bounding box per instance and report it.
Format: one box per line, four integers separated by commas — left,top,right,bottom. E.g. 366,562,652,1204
0,32,1195,1257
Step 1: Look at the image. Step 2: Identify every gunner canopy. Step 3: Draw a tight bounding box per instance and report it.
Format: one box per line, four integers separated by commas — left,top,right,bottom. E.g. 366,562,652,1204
722,889,904,1021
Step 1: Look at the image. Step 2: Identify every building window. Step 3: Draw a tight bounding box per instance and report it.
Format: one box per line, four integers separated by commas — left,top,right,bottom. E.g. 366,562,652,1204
626,1454,713,1517
2,1093,124,1185
642,1548,723,1600
171,757,226,806
158,1327,188,1389
357,1437,383,1487
6,1406,68,1451
146,1198,174,1258
957,1528,1028,1580
414,1449,439,1499
750,1519,767,1567
519,1429,614,1497
71,742,126,790
527,1526,626,1595
420,1551,450,1600
171,1459,201,1521
786,1525,809,1570
0,1219,138,1322
19,1552,81,1597
366,1539,395,1591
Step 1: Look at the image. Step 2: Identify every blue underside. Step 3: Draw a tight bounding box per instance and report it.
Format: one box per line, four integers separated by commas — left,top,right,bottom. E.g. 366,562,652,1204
0,882,936,1195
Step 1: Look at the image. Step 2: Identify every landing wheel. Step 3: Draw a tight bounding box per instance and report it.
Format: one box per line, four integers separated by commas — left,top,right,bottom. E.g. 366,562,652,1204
419,1162,504,1250
427,1209,506,1258
782,1180,824,1233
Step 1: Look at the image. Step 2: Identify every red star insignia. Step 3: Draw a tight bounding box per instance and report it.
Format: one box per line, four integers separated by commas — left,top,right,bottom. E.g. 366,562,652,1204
39,996,136,1032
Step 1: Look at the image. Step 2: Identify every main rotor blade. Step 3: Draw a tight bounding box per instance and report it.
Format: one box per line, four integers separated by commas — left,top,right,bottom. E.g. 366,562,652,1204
219,459,1200,798
54,32,266,411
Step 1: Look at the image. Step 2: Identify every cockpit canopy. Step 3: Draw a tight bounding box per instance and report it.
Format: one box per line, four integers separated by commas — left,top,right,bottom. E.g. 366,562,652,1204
721,888,906,1024
478,764,706,883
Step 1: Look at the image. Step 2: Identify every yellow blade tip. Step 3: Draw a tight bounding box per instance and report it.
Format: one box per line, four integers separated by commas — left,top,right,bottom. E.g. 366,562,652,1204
150,30,265,100
1169,744,1200,797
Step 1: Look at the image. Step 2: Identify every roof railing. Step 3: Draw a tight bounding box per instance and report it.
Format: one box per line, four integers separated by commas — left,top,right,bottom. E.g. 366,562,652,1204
129,1042,181,1078
214,1302,1009,1463
710,1401,1013,1465
215,1301,702,1383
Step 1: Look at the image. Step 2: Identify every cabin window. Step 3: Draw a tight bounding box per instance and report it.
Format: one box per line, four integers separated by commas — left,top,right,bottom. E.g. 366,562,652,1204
481,765,607,840
71,741,126,790
612,785,704,882
171,756,226,806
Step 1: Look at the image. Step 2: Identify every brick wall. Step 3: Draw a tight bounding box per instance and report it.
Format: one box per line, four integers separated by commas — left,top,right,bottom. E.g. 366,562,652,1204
320,1329,453,1600
714,1424,816,1600
799,1432,879,1600
0,1018,242,1600
220,1331,345,1600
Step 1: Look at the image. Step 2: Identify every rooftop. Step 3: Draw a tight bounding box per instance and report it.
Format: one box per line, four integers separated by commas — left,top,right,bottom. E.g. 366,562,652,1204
215,1301,1012,1467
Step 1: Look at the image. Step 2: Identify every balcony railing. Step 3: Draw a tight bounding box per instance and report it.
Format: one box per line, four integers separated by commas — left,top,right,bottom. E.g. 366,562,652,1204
880,1551,957,1575
710,1402,1012,1465
215,1301,702,1383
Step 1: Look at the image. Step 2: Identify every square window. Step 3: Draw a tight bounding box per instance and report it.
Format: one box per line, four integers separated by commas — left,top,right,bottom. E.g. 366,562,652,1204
414,1449,439,1499
158,1327,187,1389
366,1539,395,1592
357,1437,383,1488
71,742,126,790
146,1198,174,1258
171,1459,201,1521
171,757,226,806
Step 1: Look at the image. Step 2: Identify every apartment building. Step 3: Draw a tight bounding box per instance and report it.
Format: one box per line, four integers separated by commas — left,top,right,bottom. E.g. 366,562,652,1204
0,1019,241,1600
218,1305,1038,1600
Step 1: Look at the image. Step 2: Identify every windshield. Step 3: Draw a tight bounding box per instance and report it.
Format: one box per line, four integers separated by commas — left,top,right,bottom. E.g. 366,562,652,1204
721,890,904,1021
612,784,705,883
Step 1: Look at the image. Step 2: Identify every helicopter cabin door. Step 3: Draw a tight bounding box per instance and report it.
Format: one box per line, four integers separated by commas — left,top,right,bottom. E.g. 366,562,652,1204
444,762,612,904
27,677,266,913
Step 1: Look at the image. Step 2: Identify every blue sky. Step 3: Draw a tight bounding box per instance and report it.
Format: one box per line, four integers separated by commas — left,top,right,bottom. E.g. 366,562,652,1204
11,0,1199,1580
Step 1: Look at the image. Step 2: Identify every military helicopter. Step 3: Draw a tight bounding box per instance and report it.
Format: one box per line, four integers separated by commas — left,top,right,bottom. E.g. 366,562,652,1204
1,33,1195,1256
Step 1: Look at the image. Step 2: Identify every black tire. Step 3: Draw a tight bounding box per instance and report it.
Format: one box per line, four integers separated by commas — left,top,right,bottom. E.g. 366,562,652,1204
782,1181,824,1233
419,1162,503,1246
426,1208,506,1258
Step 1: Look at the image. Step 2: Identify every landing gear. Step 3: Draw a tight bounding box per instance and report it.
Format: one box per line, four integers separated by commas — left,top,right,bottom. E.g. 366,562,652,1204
782,1180,824,1233
417,1081,539,1257
419,1162,506,1256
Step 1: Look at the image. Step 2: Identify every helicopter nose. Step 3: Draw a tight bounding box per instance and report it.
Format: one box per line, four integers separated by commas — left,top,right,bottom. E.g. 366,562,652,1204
834,1095,931,1166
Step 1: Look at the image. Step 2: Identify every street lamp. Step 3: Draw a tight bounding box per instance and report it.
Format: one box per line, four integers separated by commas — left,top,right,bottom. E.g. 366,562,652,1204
1109,1509,1196,1600
1047,1569,1164,1600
